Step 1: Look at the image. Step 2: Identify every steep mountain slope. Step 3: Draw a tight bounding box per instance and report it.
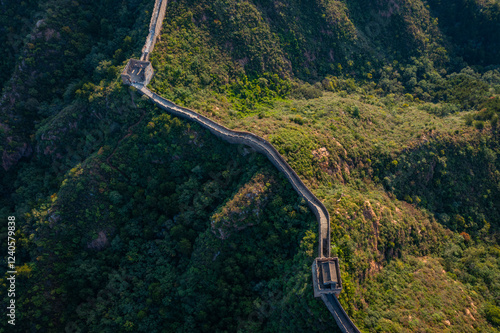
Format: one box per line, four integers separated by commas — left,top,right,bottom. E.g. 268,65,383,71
1,0,500,332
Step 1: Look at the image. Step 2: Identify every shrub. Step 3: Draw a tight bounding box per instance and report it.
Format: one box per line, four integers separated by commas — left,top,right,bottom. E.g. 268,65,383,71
352,106,360,118
486,305,500,326
459,231,471,243
291,83,323,100
290,115,306,125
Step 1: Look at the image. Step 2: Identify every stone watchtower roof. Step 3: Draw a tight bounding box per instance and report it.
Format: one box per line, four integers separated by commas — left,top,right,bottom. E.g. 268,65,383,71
313,257,342,297
123,59,152,83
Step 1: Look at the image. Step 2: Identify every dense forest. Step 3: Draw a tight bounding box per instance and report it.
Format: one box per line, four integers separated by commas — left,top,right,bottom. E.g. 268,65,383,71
1,0,500,332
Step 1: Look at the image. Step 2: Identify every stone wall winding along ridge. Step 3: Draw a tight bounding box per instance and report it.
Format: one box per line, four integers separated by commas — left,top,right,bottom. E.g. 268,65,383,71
134,85,360,333
322,294,361,333
127,0,360,331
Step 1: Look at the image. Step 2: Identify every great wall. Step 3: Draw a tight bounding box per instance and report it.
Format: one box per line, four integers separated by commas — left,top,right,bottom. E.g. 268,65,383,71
122,1,361,332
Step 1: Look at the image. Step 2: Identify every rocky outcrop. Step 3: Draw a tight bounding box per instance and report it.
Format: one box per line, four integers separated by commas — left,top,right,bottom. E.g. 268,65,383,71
2,140,32,171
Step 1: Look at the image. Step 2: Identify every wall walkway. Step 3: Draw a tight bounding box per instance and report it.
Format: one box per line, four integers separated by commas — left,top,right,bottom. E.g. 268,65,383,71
140,0,168,61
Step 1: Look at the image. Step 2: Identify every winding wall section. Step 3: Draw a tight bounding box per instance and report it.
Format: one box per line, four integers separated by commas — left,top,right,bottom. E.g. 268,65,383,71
140,0,168,61
129,0,360,331
322,294,361,333
133,85,360,333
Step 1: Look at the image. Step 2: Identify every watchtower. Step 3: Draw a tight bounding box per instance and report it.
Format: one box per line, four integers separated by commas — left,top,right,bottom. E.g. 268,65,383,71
121,59,154,86
312,257,342,297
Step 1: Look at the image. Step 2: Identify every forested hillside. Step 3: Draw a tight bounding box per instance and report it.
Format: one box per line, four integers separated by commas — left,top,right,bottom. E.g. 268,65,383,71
1,0,500,332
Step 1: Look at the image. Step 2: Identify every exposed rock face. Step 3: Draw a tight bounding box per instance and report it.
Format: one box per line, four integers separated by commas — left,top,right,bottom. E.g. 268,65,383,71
312,145,351,182
211,173,273,240
331,137,347,158
362,200,380,251
87,231,109,250
2,140,32,170
362,200,377,221
368,260,382,276
312,147,330,169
